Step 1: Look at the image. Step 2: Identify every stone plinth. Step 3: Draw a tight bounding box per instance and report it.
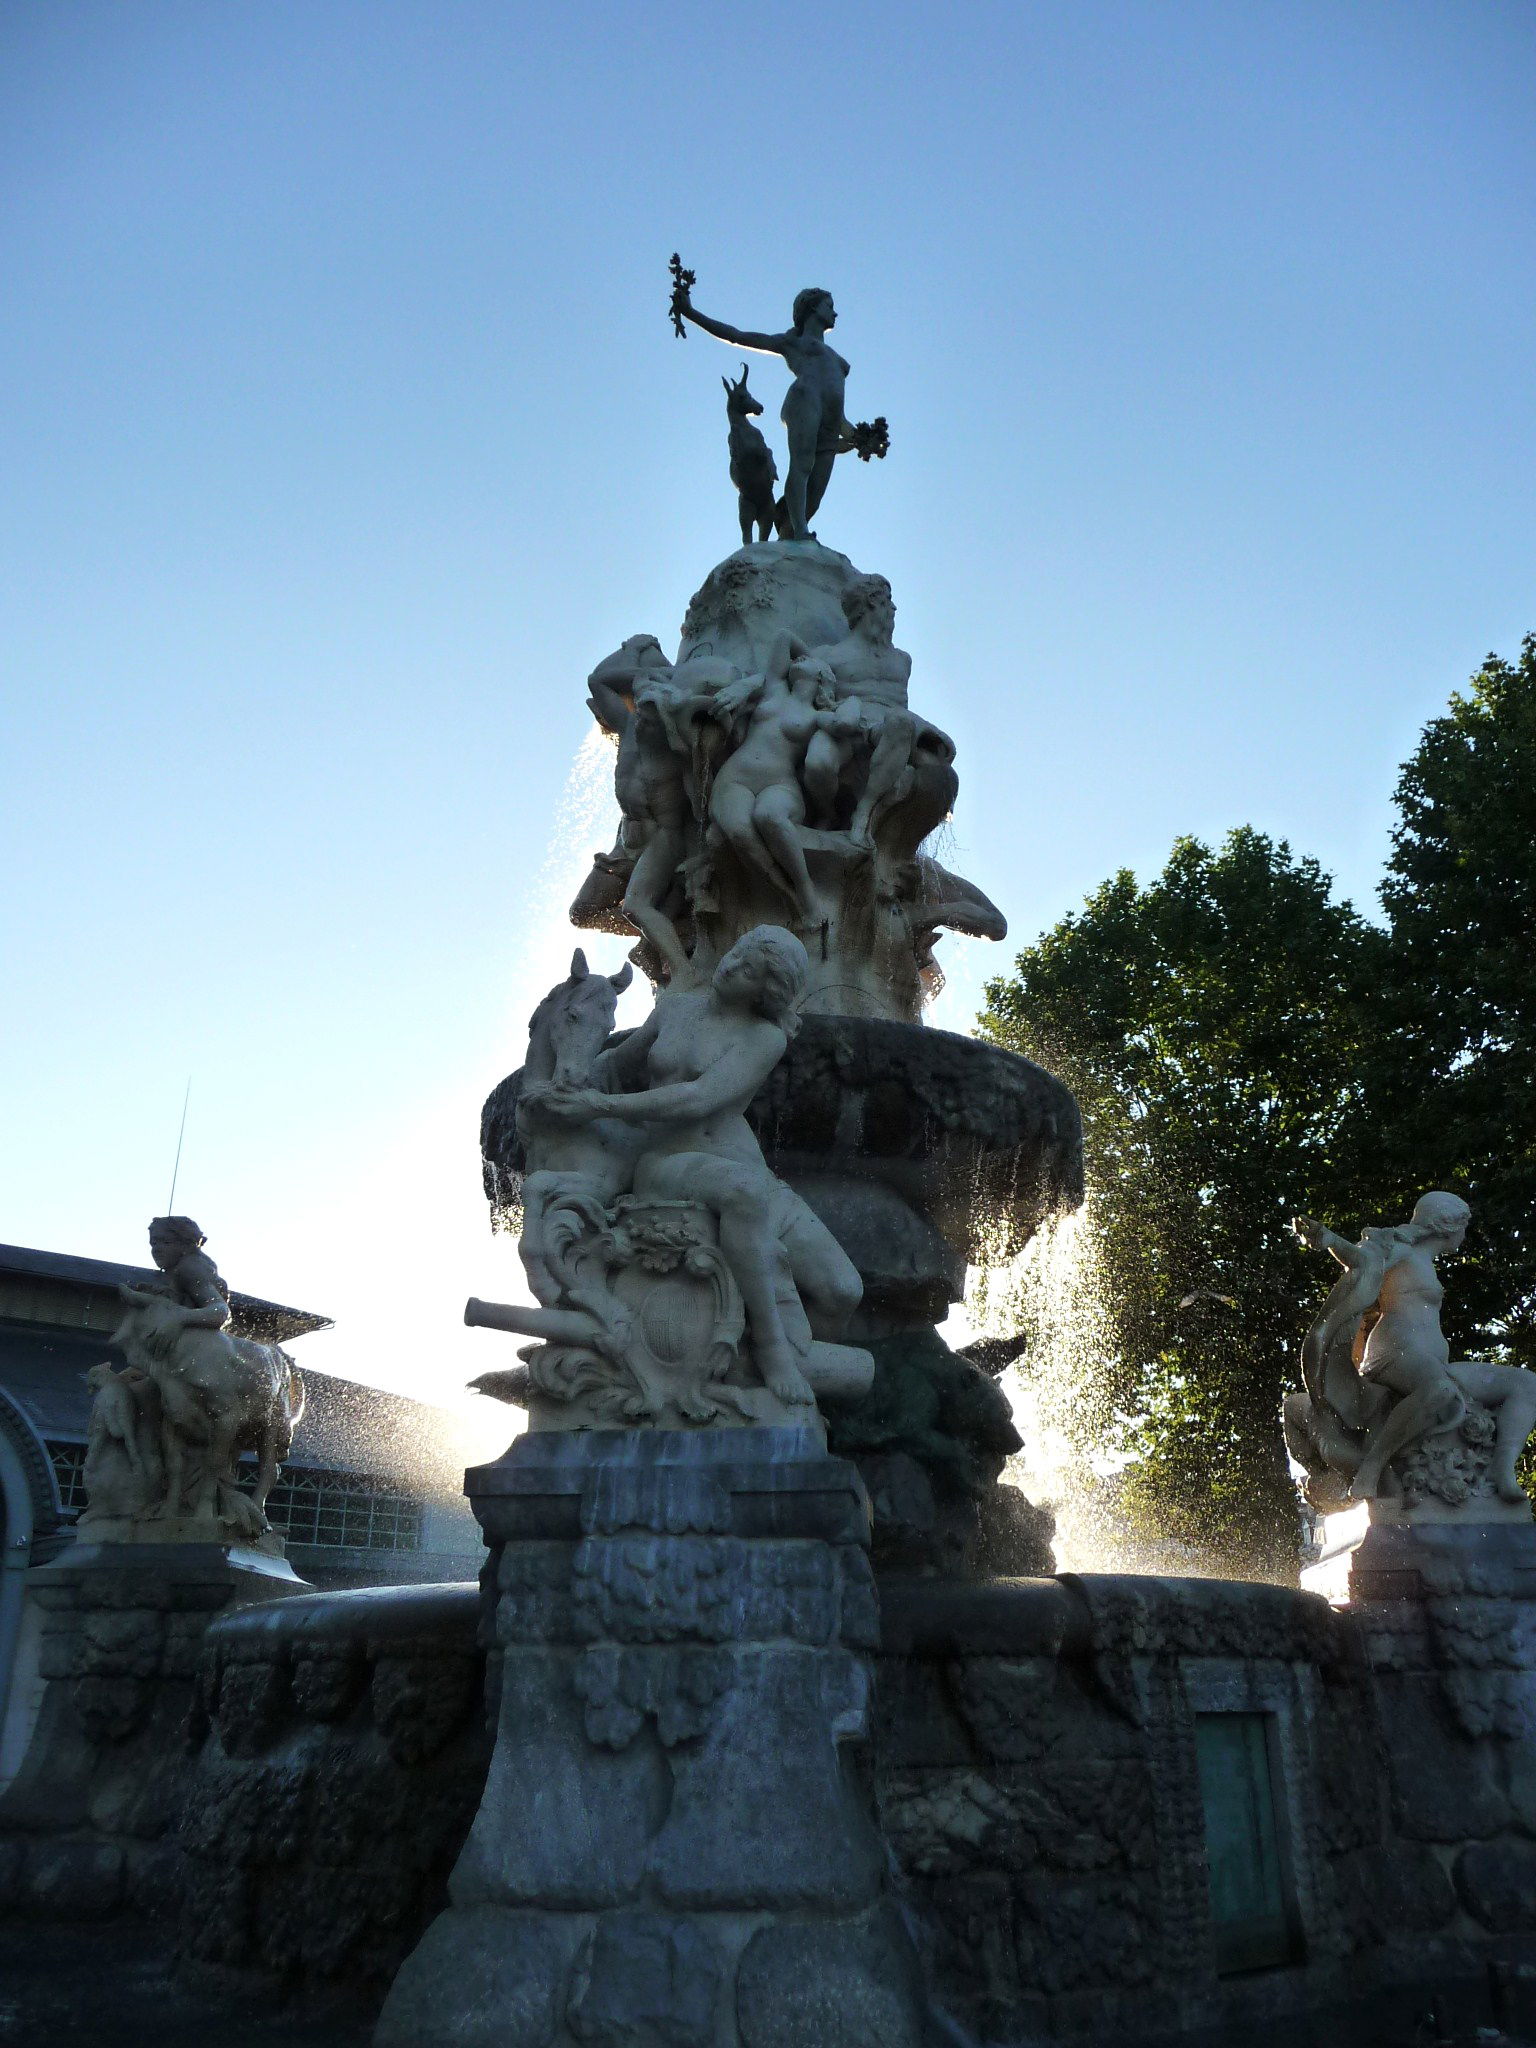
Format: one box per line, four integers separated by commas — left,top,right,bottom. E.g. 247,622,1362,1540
1304,1502,1536,1607
675,541,862,679
0,1540,305,1921
375,1427,923,2048
69,1515,289,1555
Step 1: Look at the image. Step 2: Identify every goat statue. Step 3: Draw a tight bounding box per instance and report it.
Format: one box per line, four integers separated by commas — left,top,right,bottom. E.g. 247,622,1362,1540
724,364,780,547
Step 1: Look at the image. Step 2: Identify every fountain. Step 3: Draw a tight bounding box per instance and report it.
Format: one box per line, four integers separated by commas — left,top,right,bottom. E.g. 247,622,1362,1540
14,271,1536,2048
374,272,1082,2045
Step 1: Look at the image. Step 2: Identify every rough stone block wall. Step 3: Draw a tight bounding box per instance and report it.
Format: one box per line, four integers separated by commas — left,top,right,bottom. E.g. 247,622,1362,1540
146,1568,1536,2039
176,1583,491,1999
870,1575,1454,2043
0,1550,293,1925
1348,1583,1536,2000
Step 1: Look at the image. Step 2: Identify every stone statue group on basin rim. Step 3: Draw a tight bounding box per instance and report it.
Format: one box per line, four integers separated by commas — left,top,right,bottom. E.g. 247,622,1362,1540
78,1216,303,1552
1288,1190,1536,1520
467,926,875,1433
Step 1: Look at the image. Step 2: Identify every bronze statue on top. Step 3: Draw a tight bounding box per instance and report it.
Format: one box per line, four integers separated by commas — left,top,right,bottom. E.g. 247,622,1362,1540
670,255,888,543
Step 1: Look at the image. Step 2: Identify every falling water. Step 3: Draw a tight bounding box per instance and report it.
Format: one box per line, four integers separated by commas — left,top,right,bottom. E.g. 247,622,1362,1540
969,1196,1216,1576
514,724,627,1014
487,724,634,1245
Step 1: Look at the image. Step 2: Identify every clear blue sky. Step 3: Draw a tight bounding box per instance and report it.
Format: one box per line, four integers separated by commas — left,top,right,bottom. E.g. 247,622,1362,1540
3,1,1533,1431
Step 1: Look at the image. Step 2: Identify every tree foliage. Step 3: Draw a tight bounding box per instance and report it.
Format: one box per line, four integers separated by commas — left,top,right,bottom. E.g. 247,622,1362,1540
979,829,1391,1575
1379,634,1536,1365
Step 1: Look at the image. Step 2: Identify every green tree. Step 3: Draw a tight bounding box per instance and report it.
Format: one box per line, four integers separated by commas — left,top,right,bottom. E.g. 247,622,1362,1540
1380,634,1536,1366
979,828,1392,1576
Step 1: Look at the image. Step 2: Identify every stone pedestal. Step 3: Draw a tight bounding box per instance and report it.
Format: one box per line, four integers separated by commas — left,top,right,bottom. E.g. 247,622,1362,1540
1304,1502,1536,1607
375,1427,924,2048
1306,1505,1536,1971
0,1540,304,1921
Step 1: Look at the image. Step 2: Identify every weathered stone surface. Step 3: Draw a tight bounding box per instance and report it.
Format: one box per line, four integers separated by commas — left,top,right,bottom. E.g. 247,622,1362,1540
870,1656,972,1769
925,1870,1023,2032
735,1910,923,2048
1018,1872,1161,1993
650,1648,883,1911
947,1656,1060,1761
0,1545,306,1925
373,1905,573,2048
214,1655,293,1757
179,1584,490,1995
49,1552,1531,2041
1334,1841,1458,1944
1456,1840,1536,1932
567,1911,721,2045
675,540,860,675
0,1838,23,1908
373,1650,478,1765
27,1840,126,1918
1376,1676,1511,1840
450,1648,657,1909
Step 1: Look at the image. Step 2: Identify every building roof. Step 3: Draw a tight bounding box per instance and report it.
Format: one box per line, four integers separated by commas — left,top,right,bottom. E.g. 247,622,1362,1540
0,1241,331,1343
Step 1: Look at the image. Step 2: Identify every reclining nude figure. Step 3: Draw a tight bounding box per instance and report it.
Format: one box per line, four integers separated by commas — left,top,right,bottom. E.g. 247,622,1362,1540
707,636,863,930
541,925,861,1407
1291,1192,1536,1504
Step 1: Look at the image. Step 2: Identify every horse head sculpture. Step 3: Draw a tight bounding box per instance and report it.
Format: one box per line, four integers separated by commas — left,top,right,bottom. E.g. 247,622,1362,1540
525,948,634,1089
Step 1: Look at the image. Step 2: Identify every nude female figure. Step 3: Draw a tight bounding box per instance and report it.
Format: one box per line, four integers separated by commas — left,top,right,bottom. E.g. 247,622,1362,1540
675,284,860,542
1296,1192,1536,1502
708,638,862,929
541,927,862,1407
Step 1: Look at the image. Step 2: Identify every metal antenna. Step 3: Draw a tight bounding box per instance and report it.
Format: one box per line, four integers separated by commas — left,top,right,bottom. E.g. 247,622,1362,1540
167,1077,192,1212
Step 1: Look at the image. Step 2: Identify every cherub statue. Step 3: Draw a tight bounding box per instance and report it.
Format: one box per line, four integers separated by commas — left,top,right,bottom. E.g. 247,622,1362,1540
1288,1192,1536,1508
145,1213,230,1316
84,1218,305,1539
672,274,883,543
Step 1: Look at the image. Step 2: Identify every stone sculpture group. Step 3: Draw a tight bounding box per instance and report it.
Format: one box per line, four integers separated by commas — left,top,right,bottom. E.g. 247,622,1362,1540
1287,1192,1536,1519
670,261,888,543
570,560,1003,1025
79,1216,303,1551
467,927,875,1431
